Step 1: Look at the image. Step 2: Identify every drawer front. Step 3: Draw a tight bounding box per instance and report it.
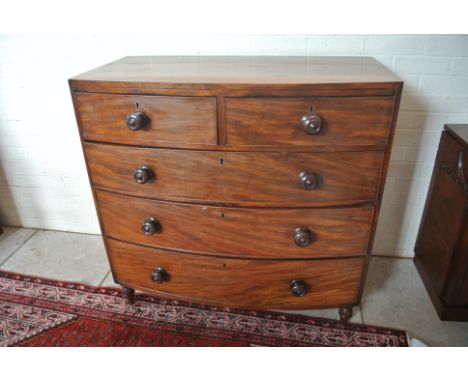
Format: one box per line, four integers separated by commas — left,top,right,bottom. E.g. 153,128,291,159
96,190,373,259
85,143,383,206
75,93,217,146
108,239,363,309
225,96,394,147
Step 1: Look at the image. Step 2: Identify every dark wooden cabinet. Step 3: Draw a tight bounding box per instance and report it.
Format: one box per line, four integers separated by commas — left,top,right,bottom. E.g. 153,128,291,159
414,124,468,321
69,56,402,323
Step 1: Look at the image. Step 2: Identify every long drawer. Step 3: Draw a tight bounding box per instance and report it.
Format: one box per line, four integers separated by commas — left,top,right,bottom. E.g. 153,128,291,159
74,93,217,146
85,143,384,206
225,96,394,147
108,239,364,309
96,190,373,259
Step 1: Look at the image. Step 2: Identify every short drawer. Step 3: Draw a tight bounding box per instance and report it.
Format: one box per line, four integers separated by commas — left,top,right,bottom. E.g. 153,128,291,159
108,239,363,309
225,96,394,147
96,190,373,259
85,143,383,207
74,93,217,146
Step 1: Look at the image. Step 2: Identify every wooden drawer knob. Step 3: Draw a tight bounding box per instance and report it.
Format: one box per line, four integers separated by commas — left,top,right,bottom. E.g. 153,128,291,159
290,279,308,297
126,111,148,131
141,216,160,235
298,171,319,190
151,267,168,283
293,227,312,247
134,165,154,184
301,112,322,135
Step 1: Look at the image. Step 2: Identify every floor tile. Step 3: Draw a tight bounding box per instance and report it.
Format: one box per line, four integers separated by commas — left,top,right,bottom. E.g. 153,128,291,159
100,270,120,287
3,226,468,346
361,257,468,346
277,306,363,324
1,230,109,285
0,227,37,264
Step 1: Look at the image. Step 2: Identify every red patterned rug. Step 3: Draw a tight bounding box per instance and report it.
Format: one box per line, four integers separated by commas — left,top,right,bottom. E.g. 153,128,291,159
0,271,408,346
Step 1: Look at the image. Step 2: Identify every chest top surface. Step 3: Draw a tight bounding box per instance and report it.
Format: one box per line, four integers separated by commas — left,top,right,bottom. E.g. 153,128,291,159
70,56,401,86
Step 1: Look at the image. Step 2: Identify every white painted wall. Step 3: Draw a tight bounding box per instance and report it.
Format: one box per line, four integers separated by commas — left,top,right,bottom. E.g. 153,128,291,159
1,34,467,257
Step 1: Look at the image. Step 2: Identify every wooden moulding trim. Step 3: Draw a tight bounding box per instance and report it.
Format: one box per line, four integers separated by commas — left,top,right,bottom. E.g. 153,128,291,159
81,138,389,153
69,79,402,97
105,235,369,262
91,185,378,209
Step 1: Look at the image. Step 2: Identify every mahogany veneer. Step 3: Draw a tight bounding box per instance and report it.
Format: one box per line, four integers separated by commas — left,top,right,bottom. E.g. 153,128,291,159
414,125,468,321
225,96,394,147
84,143,384,207
75,93,217,146
96,190,374,259
70,56,402,323
108,239,364,309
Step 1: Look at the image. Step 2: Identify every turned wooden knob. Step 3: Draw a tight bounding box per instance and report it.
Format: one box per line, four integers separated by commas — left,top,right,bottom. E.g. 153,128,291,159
151,267,168,283
290,280,307,297
301,112,322,135
293,227,312,247
298,171,319,190
133,166,153,184
126,111,148,131
141,217,160,235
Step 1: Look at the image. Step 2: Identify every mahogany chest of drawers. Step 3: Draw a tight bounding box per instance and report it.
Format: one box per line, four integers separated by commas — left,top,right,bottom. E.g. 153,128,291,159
414,124,468,321
70,56,402,322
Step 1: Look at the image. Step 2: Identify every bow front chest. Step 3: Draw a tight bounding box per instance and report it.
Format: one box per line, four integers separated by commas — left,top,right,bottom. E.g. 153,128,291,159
70,56,402,322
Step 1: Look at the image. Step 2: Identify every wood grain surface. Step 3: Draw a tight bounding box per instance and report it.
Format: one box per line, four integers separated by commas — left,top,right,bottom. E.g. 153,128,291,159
108,239,364,309
75,92,217,146
84,143,384,206
96,190,374,259
225,96,394,147
415,169,465,295
437,130,468,182
414,127,468,320
69,56,403,314
70,56,401,86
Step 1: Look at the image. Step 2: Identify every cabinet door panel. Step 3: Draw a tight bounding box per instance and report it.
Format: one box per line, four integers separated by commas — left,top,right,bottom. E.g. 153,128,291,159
415,169,467,296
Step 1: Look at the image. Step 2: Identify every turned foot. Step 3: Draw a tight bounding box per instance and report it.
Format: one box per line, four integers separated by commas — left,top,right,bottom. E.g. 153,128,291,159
339,306,353,323
122,286,135,304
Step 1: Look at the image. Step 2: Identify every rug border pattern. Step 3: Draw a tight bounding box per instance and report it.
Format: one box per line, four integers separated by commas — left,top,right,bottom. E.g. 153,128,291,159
0,270,409,347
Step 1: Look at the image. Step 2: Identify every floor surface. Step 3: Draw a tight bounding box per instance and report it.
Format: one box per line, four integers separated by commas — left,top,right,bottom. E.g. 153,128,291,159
1,227,467,346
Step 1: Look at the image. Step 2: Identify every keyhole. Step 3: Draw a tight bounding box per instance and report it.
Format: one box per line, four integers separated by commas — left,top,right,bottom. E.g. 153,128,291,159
222,263,227,269
135,101,140,109
220,213,225,220
219,158,224,165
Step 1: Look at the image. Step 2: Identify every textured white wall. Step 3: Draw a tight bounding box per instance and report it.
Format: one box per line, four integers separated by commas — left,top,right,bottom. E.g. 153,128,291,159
1,34,467,256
